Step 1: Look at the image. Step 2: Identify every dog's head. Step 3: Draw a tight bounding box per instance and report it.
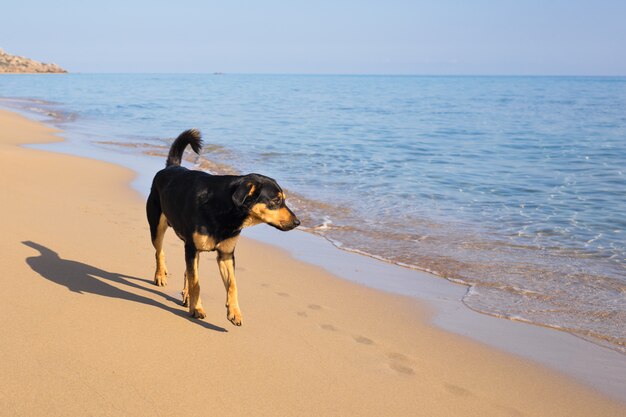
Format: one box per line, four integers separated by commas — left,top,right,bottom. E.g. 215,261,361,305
233,174,300,231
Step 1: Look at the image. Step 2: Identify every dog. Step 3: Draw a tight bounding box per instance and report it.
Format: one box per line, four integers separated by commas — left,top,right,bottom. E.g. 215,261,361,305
146,129,300,326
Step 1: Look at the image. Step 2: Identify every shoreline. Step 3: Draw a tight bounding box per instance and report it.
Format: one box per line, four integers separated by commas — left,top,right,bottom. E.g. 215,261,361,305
6,101,626,400
1,108,625,415
3,90,624,358
1,77,624,358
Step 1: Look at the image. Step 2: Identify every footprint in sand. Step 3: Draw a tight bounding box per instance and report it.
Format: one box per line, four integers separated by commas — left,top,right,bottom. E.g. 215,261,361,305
387,352,415,375
276,292,290,297
353,335,375,345
389,362,415,375
260,283,271,288
320,324,338,331
444,383,472,397
308,304,322,310
296,311,308,317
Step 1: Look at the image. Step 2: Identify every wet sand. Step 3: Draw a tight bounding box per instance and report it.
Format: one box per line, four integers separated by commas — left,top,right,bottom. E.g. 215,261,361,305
1,109,624,416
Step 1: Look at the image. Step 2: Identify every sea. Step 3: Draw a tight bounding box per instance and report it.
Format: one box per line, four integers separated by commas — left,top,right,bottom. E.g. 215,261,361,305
1,74,625,354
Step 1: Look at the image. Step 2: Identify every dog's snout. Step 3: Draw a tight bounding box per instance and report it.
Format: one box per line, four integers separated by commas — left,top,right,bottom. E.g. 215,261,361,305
277,216,300,231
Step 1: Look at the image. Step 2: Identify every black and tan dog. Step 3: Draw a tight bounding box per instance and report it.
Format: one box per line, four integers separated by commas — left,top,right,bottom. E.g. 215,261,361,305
146,129,300,326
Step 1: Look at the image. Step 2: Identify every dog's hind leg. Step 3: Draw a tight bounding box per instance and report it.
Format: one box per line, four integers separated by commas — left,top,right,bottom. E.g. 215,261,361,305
217,249,242,326
181,270,189,307
185,244,206,319
147,191,169,286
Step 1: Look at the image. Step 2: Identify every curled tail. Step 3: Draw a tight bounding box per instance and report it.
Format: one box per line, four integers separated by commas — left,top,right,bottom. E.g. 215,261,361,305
166,129,203,167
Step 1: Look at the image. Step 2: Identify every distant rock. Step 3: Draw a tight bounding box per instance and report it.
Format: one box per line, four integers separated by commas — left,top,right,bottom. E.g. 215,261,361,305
0,48,67,73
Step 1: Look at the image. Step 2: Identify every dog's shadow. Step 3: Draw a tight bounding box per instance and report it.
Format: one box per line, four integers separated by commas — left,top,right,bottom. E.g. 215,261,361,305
21,241,227,332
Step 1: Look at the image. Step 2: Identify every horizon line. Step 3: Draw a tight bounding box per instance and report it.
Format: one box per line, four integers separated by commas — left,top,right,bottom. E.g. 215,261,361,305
8,71,626,78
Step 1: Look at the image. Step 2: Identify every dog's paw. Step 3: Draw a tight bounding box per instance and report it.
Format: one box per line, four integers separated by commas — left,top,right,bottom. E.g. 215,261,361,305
154,273,168,287
181,290,189,307
227,307,243,326
190,306,206,319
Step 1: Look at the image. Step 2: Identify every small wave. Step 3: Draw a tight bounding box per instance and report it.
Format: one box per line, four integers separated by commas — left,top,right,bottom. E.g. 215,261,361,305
310,216,333,231
0,96,76,124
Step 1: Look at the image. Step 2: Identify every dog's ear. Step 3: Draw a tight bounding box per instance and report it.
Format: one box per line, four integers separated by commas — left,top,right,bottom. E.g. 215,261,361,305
232,181,257,208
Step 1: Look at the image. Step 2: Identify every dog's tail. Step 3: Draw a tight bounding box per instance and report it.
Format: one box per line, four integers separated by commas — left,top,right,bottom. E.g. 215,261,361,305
166,129,203,167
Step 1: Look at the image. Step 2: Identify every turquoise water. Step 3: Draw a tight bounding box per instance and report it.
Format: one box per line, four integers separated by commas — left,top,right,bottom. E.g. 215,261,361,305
1,74,625,352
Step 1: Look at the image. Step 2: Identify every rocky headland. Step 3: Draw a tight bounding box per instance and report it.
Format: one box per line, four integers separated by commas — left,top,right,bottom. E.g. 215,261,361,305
0,48,67,73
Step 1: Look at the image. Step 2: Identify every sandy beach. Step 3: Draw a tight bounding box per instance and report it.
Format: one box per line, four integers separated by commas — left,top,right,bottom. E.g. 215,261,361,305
1,108,624,416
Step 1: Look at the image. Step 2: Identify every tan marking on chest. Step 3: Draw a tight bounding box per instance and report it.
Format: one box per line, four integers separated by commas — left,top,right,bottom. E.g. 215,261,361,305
216,235,240,254
192,232,216,252
241,215,263,228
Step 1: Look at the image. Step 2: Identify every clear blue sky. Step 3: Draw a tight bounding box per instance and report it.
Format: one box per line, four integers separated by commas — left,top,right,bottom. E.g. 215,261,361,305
1,0,625,75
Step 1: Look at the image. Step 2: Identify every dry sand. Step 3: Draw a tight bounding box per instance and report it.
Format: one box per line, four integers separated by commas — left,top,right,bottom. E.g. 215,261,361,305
1,109,624,416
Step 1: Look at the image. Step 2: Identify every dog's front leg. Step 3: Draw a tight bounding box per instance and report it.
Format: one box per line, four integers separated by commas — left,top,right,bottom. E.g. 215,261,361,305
217,250,242,326
185,244,205,319
151,214,169,287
